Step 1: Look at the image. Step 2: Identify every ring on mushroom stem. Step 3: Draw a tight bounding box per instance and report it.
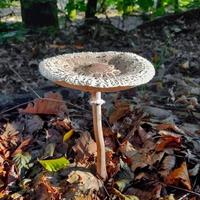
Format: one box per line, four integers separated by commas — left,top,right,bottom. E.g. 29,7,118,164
39,51,155,180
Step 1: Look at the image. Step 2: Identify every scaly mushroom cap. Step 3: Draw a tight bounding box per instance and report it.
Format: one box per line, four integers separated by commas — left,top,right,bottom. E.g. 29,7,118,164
39,52,155,92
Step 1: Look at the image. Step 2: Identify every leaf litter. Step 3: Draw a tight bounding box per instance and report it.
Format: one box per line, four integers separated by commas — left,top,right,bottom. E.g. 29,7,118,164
0,90,199,199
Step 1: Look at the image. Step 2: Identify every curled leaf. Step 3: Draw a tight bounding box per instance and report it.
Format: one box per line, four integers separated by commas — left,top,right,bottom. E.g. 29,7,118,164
156,133,181,152
63,129,74,142
165,162,191,190
19,92,67,116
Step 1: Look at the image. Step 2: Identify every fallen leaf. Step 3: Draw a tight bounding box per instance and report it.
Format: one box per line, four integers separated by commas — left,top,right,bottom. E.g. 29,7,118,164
52,118,71,131
63,129,74,142
73,194,95,200
189,163,200,176
39,157,70,172
106,150,120,177
0,123,20,158
25,115,44,134
115,179,132,192
156,131,181,152
109,101,131,124
165,162,192,190
12,137,32,156
19,92,67,116
155,124,184,135
43,143,56,158
120,141,164,171
35,175,60,200
67,170,103,193
125,183,162,200
72,132,97,165
159,155,176,177
159,194,175,200
112,188,139,200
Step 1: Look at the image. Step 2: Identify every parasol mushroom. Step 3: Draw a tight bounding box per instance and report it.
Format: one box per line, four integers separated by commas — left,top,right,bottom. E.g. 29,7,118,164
39,51,155,180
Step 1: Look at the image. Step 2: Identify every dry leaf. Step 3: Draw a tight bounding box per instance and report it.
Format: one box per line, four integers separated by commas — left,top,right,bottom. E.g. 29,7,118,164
72,132,97,165
109,101,131,124
106,150,120,177
52,118,71,131
156,131,181,152
12,137,32,156
120,141,164,171
155,124,184,134
125,184,162,200
67,170,103,193
0,123,20,158
25,115,44,134
165,162,192,190
159,155,176,177
35,175,60,200
19,92,67,116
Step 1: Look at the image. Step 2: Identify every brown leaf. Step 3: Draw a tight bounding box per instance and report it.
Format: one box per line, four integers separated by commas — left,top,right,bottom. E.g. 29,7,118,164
124,183,162,200
0,123,20,158
7,164,19,187
72,132,97,165
25,115,44,134
159,155,176,177
19,92,67,116
120,141,164,171
156,132,181,152
165,162,192,190
106,150,120,177
12,137,32,157
35,175,60,200
52,118,71,132
67,170,103,193
109,101,131,124
155,124,184,135
103,127,114,137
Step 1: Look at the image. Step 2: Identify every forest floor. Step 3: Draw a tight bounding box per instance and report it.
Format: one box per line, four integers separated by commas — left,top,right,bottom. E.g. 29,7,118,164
0,9,200,200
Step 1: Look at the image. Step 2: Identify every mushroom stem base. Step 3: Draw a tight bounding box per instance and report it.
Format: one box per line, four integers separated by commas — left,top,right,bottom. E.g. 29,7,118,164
90,91,108,180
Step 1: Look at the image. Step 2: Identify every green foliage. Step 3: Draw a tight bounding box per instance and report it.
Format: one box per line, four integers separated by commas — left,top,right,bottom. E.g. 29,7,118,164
0,0,13,8
65,0,86,20
137,0,154,12
38,157,70,172
0,25,27,44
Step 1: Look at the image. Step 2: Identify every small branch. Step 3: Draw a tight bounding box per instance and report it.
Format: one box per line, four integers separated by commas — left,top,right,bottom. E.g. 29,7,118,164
168,185,200,197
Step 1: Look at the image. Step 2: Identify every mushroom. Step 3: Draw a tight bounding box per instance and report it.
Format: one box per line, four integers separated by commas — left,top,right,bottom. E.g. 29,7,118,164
39,51,155,180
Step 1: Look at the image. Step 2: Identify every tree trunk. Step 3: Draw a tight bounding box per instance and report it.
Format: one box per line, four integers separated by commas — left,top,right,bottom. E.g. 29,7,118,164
20,0,58,28
174,0,179,12
85,0,98,19
156,0,163,9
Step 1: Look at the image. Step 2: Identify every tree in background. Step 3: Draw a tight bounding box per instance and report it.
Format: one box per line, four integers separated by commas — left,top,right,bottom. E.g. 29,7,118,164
85,0,98,19
20,0,58,27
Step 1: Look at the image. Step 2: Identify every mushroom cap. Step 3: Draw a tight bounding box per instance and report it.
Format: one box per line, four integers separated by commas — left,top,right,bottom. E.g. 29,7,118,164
39,52,155,92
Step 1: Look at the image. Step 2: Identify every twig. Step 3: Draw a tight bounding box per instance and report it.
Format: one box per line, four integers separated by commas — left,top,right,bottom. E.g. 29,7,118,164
178,193,190,200
168,185,200,197
0,100,34,115
8,65,42,99
95,174,112,200
3,66,91,114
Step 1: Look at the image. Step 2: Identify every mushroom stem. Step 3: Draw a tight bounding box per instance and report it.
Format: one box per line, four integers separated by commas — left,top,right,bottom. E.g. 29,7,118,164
90,91,108,180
